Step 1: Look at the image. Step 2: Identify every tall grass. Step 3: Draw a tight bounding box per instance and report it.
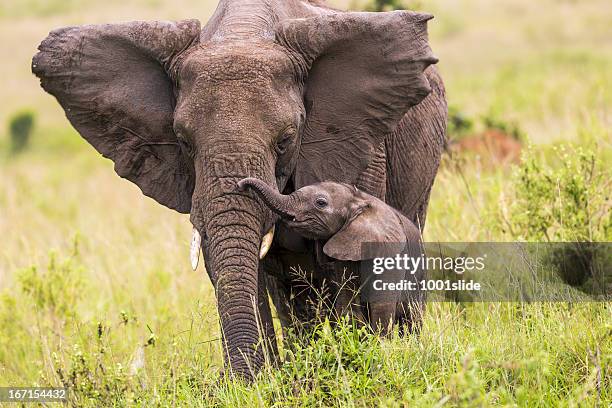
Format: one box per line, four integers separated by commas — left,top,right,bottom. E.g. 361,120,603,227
1,122,609,406
0,0,611,406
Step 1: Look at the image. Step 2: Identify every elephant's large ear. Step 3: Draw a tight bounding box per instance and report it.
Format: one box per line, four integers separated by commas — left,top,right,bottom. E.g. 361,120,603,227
32,20,201,213
276,11,437,188
323,194,416,261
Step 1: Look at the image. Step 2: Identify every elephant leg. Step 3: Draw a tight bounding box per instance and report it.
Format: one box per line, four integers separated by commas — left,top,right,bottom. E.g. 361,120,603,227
396,300,425,336
397,262,427,336
385,66,446,225
354,143,394,332
262,257,293,337
368,302,397,336
261,254,316,358
265,250,322,335
257,264,279,365
260,253,304,344
287,262,333,332
331,261,365,324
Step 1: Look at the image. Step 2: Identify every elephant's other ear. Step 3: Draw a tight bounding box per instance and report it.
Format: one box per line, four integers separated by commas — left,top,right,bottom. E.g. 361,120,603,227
32,20,201,213
323,196,408,261
276,11,437,188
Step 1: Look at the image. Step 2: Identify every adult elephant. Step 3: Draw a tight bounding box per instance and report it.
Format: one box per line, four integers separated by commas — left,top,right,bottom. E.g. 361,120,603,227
32,0,446,379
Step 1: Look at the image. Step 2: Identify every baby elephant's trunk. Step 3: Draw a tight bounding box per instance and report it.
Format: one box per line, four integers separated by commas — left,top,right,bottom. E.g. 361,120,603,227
237,178,296,220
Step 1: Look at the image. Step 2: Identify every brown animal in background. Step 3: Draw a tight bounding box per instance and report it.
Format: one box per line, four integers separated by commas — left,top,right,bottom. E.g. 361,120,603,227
450,129,522,166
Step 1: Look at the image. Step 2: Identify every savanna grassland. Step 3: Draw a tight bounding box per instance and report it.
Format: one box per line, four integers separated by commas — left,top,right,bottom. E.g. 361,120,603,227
0,0,611,406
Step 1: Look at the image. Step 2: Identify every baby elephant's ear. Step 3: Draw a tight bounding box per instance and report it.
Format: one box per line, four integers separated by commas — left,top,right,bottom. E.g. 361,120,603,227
323,197,409,261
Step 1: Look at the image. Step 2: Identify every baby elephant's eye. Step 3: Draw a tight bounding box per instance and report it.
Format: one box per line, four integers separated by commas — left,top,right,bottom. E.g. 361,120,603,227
314,197,328,209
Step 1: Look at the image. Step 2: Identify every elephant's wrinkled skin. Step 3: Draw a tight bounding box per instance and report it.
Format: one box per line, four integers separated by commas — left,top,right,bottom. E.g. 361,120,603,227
238,178,427,335
32,0,447,379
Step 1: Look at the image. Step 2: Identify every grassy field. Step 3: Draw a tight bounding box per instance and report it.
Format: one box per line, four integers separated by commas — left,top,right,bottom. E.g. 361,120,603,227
0,0,611,406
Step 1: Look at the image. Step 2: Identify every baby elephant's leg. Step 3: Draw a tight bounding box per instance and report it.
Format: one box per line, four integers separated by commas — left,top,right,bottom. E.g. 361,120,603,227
396,300,425,335
396,269,427,335
368,302,398,336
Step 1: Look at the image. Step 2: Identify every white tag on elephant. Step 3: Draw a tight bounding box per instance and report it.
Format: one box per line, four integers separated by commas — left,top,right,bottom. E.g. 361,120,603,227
190,228,201,271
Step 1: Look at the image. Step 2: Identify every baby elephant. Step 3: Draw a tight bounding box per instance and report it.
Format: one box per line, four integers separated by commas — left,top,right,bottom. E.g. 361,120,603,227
238,177,426,335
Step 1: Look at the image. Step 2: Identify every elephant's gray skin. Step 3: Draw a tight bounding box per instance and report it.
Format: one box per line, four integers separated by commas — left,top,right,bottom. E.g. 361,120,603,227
238,177,427,335
32,0,447,379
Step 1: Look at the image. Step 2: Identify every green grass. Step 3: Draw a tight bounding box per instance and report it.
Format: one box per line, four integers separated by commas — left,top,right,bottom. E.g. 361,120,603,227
1,0,611,406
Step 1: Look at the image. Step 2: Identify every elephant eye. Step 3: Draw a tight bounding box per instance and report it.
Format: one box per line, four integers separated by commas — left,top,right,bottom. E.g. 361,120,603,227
314,197,328,209
275,126,295,155
178,138,194,158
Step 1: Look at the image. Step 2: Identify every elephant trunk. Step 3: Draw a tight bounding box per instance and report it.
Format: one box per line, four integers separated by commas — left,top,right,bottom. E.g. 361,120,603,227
204,194,268,379
238,178,296,220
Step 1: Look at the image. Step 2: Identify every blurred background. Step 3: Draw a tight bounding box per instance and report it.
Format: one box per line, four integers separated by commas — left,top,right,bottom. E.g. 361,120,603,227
1,0,610,135
2,0,610,276
0,1,610,405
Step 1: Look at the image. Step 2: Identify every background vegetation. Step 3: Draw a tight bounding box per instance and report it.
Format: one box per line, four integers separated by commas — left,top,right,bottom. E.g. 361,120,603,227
0,0,610,406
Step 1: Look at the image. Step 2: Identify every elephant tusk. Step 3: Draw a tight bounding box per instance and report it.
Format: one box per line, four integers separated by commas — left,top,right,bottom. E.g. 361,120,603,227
190,227,201,271
259,225,275,259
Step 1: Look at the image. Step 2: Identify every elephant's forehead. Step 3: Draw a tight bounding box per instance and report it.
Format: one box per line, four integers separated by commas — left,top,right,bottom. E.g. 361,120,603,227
312,182,352,197
181,42,294,84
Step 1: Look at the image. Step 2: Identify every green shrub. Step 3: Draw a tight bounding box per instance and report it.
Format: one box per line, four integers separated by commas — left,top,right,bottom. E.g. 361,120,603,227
447,105,475,141
8,109,35,153
508,143,610,242
500,141,611,293
446,106,523,143
17,250,85,319
54,342,136,406
482,111,525,142
266,318,385,405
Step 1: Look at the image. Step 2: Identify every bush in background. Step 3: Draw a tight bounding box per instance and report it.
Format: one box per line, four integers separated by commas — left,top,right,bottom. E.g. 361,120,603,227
17,253,84,320
499,138,611,293
361,0,423,12
482,111,525,142
446,106,524,143
508,143,610,242
9,109,35,153
447,105,475,141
